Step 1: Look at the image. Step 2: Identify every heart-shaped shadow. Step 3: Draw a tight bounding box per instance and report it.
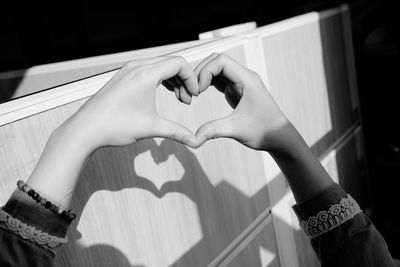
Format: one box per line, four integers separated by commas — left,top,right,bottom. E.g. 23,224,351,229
60,138,217,266
55,135,275,267
68,138,213,237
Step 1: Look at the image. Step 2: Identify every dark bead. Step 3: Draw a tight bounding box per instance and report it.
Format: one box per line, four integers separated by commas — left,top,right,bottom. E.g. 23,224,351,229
35,197,41,203
28,190,35,196
33,192,39,199
51,204,59,213
45,201,52,208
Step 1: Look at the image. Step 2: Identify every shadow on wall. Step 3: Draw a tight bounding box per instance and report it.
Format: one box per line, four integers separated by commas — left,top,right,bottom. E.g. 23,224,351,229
55,139,277,267
317,12,371,209
52,129,361,267
0,64,122,104
0,70,26,103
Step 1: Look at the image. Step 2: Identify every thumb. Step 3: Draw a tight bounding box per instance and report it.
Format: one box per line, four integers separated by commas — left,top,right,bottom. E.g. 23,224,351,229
153,118,197,148
195,116,236,147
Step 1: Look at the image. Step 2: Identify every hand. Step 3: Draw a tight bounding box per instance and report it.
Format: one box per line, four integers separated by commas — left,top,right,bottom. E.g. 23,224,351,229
59,56,199,151
194,53,293,152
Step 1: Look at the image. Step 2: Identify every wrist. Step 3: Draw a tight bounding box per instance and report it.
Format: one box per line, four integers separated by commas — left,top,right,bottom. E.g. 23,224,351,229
264,121,307,156
266,123,334,203
54,116,98,156
26,124,93,208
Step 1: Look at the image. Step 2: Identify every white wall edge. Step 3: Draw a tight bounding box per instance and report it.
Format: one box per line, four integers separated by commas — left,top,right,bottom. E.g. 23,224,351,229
0,36,246,126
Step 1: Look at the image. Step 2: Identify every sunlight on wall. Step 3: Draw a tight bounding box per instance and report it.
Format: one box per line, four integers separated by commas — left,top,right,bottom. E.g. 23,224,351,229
272,190,300,231
261,20,333,148
77,190,203,266
259,246,276,266
272,148,340,231
321,149,339,183
134,149,185,190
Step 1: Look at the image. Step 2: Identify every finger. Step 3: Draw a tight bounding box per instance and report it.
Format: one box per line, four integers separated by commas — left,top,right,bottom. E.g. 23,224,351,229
195,116,236,147
152,57,199,96
179,85,192,104
153,118,197,148
175,77,192,104
162,79,185,103
197,53,248,93
174,87,181,101
123,56,169,70
194,53,220,78
164,77,182,102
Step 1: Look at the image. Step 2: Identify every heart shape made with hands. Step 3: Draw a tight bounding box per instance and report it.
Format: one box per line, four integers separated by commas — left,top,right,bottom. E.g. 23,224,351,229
157,53,248,150
158,81,238,149
107,53,280,152
76,54,250,151
157,52,287,153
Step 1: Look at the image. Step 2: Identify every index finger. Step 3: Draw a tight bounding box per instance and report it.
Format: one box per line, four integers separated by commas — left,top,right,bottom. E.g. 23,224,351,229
151,56,199,96
195,53,251,93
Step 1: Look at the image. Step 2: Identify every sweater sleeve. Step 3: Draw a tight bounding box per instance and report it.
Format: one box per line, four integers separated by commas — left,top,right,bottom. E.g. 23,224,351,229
292,183,396,267
0,189,70,267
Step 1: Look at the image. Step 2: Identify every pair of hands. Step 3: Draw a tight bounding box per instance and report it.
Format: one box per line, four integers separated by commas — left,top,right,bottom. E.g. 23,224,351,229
64,53,291,152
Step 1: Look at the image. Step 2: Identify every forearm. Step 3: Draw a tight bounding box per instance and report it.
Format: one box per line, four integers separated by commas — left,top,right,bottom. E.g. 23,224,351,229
0,120,85,266
268,122,334,203
26,117,94,208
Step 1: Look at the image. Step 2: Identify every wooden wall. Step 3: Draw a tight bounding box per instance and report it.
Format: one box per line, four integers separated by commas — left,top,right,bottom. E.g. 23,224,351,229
0,5,367,266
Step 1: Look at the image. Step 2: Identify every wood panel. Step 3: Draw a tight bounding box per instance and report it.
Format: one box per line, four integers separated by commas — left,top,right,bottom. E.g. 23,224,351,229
222,217,280,267
258,6,360,158
275,127,367,267
243,7,365,266
0,38,272,267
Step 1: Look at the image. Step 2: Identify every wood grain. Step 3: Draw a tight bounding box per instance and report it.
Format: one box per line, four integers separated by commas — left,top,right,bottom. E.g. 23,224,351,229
260,8,360,157
221,216,280,267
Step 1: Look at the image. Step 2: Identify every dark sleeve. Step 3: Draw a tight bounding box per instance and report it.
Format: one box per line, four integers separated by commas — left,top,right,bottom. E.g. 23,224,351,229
0,189,69,267
292,183,396,267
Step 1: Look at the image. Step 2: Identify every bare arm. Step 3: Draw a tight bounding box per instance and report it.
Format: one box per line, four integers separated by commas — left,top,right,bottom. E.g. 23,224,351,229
194,53,333,203
26,56,199,208
194,53,396,266
0,56,200,267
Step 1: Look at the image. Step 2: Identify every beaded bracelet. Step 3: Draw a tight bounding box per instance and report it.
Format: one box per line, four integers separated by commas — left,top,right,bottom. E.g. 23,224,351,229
17,180,76,223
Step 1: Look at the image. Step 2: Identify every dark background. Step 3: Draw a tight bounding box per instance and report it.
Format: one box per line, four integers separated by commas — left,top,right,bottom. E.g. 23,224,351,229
1,0,399,259
1,0,395,72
